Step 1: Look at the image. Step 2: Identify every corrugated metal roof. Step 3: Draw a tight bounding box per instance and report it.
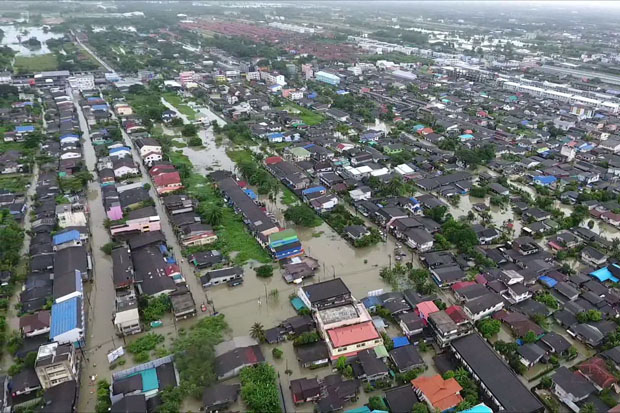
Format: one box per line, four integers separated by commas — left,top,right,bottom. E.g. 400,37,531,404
50,297,79,338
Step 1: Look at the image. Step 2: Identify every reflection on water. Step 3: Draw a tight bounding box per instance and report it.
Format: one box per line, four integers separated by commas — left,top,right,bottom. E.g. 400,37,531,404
1,25,63,56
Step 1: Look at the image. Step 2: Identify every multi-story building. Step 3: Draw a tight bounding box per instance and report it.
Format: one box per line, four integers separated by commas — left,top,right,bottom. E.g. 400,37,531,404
315,71,340,86
114,290,141,336
35,342,77,389
68,74,95,91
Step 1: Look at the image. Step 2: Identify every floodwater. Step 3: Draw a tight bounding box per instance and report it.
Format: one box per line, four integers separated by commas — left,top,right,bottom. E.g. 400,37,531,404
0,25,63,56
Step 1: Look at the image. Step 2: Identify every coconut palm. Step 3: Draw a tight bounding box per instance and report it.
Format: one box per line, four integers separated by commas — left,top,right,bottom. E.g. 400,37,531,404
249,322,265,343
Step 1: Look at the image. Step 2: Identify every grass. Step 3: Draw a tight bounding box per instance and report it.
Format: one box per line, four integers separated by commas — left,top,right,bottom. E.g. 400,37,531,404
283,104,324,126
163,92,196,120
168,151,271,264
14,54,58,73
281,188,298,206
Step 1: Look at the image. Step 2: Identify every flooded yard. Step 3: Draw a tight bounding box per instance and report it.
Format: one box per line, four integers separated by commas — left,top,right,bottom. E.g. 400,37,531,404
0,25,63,55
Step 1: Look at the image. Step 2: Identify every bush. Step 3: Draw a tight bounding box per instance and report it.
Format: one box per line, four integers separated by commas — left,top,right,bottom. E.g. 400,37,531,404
188,137,203,146
477,318,501,338
181,124,198,137
255,265,274,278
127,333,165,354
133,351,150,363
293,331,320,346
101,241,121,255
95,380,111,413
272,347,283,359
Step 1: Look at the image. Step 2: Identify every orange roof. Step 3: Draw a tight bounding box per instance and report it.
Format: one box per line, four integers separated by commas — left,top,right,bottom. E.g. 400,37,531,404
412,375,463,411
327,321,379,348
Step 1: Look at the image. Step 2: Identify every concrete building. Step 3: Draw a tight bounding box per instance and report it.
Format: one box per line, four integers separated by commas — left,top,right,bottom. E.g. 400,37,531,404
35,342,77,389
315,71,341,86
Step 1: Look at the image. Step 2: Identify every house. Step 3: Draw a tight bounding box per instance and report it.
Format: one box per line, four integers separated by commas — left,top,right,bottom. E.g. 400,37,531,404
34,342,77,389
384,385,420,413
416,301,439,321
578,357,617,391
214,338,265,380
451,334,544,413
135,138,162,158
153,171,183,194
325,320,382,360
299,278,352,310
389,345,424,373
295,341,330,368
200,267,243,288
398,312,425,337
40,379,76,413
110,206,160,236
112,157,140,178
344,225,371,241
540,331,571,355
404,228,434,251
9,368,41,400
179,223,218,247
356,349,389,382
581,246,607,267
202,383,240,413
411,374,463,412
463,294,504,321
50,297,84,346
517,343,546,367
19,310,51,337
551,366,596,409
114,291,141,336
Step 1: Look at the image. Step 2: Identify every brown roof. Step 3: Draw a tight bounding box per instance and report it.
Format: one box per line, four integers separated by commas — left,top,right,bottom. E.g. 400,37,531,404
19,310,51,334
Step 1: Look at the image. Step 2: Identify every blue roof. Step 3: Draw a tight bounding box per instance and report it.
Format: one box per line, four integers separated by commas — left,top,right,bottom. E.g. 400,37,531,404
413,124,425,131
15,125,35,133
53,230,80,245
92,104,108,111
590,265,620,283
109,146,130,153
533,175,557,185
308,92,317,99
60,134,79,140
50,297,80,338
459,134,474,140
409,196,420,204
267,132,284,138
392,336,409,348
87,96,102,101
336,90,348,95
302,186,326,195
362,296,382,309
538,275,557,288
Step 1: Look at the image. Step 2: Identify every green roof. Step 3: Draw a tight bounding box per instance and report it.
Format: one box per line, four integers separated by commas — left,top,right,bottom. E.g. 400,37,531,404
269,228,297,242
289,147,310,157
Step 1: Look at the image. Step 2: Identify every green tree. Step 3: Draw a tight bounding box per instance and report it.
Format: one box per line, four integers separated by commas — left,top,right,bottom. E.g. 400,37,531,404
255,265,273,278
523,330,538,343
368,396,387,411
173,315,228,399
240,363,281,413
250,322,266,343
181,123,198,137
188,136,202,146
284,204,321,227
272,347,283,359
539,376,552,389
412,403,430,413
477,318,501,338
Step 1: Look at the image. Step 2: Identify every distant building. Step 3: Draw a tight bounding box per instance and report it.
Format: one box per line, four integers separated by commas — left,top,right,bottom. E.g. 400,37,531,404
315,71,340,86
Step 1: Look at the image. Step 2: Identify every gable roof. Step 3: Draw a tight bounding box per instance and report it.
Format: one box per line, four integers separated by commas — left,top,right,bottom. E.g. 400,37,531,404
411,375,463,411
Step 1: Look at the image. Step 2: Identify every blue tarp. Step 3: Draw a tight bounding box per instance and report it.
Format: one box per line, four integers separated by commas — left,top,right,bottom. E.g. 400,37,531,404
50,297,80,339
92,104,108,111
109,146,130,153
459,134,474,140
243,188,257,200
362,296,382,309
308,92,317,99
15,125,35,133
159,244,169,255
392,336,409,348
539,275,557,288
290,297,307,311
590,265,620,283
53,230,80,245
533,175,557,186
302,186,326,195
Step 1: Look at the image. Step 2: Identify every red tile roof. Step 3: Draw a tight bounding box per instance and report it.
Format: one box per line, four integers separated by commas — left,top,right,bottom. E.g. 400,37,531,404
416,301,440,319
412,375,463,411
154,171,182,187
445,305,468,325
578,357,617,389
327,321,379,348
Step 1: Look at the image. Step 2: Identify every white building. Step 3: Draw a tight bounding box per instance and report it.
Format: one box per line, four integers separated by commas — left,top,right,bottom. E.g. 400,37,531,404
35,342,77,389
68,74,95,91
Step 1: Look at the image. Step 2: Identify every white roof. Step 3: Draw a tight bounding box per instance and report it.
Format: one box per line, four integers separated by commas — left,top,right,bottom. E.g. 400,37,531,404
370,168,390,177
357,165,373,174
114,308,139,325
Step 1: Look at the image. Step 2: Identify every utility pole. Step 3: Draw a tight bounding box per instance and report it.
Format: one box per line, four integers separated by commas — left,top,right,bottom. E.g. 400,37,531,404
388,254,392,270
332,265,335,279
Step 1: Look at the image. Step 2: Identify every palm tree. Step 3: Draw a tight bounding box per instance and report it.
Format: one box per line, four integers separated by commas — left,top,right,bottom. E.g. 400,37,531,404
249,322,265,343
454,367,469,384
206,206,223,226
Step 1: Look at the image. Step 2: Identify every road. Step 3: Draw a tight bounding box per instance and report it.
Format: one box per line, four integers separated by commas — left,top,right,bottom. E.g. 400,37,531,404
73,32,115,73
71,88,120,412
